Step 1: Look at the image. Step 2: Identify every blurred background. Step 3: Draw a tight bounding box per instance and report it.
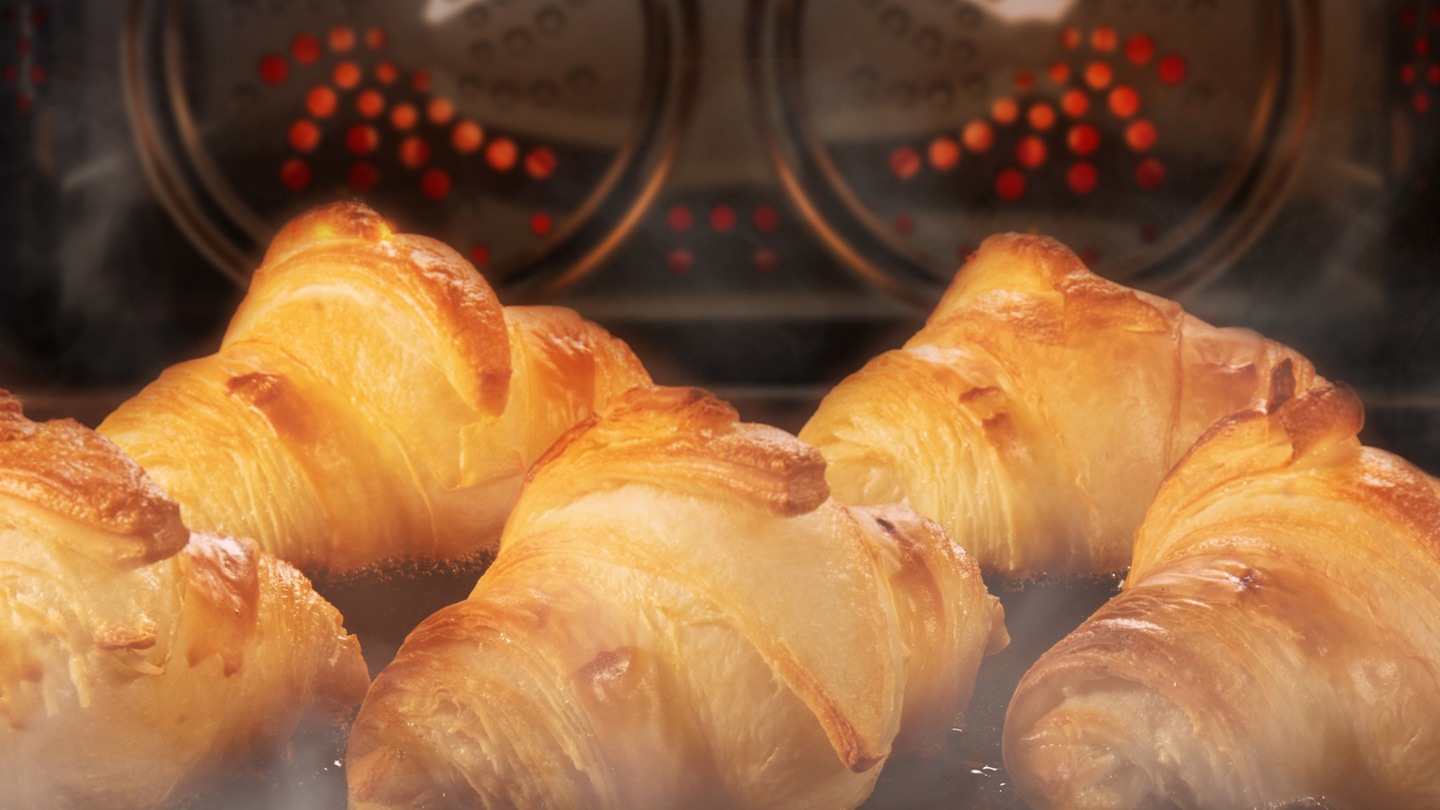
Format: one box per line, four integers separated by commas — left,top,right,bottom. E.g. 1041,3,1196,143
1,0,1437,473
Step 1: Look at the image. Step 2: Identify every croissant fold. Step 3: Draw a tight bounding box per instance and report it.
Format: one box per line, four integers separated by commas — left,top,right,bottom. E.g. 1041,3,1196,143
1004,383,1440,809
800,234,1322,577
0,392,369,809
345,386,1008,810
98,202,651,573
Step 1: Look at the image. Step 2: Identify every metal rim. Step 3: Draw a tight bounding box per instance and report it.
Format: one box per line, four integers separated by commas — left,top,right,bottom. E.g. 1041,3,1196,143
746,0,1321,305
122,0,701,297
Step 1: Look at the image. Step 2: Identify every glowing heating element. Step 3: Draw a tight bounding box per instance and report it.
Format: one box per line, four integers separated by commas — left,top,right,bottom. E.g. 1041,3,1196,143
2,3,45,114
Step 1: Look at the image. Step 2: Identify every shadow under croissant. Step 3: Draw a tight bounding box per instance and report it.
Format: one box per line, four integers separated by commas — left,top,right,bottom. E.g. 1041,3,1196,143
172,569,1344,809
171,568,1113,809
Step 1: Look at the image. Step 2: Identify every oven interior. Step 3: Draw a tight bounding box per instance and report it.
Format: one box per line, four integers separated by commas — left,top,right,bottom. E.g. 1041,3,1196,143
2,1,1439,807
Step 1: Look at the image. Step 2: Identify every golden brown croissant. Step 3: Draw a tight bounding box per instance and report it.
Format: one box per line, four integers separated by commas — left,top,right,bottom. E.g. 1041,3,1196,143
0,391,369,809
799,234,1321,577
98,202,650,573
344,387,1008,810
1004,383,1440,809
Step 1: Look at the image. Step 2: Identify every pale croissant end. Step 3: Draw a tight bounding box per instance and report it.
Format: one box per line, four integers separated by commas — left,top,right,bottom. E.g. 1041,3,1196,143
98,201,651,573
1004,383,1440,809
345,386,1008,810
800,234,1322,577
0,391,369,809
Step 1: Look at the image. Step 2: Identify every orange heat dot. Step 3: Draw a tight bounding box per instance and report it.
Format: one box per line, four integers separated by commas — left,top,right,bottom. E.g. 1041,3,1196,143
29,64,44,84
1014,70,1035,92
376,61,398,85
357,89,384,118
995,168,1026,201
291,34,321,65
390,103,418,131
288,119,320,152
1158,54,1189,85
334,61,361,89
1125,34,1156,65
1126,119,1158,151
1417,36,1432,57
525,146,558,179
307,86,338,117
345,124,379,155
428,97,455,125
1136,157,1166,190
1109,86,1140,118
1059,27,1081,50
531,212,554,236
452,120,484,152
486,138,519,171
1067,123,1100,156
890,146,922,179
752,248,778,275
1048,61,1070,85
963,120,995,153
280,158,310,190
365,27,387,50
667,248,693,275
258,54,288,86
894,214,914,235
399,136,430,169
469,244,491,267
329,26,355,53
1429,64,1440,85
348,162,379,192
667,206,693,232
1028,102,1057,131
412,71,432,92
1432,9,1440,26
991,97,1019,125
1402,8,1417,27
1416,92,1432,113
1062,89,1090,118
1091,26,1118,52
928,137,961,171
1402,64,1418,86
1068,162,1098,195
1016,136,1046,169
710,205,737,232
421,168,451,200
1085,61,1114,90
753,206,780,233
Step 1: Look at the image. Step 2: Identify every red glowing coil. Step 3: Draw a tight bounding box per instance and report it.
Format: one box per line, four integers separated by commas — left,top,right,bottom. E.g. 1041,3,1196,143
291,34,321,65
710,205,737,232
667,206,694,232
421,168,451,200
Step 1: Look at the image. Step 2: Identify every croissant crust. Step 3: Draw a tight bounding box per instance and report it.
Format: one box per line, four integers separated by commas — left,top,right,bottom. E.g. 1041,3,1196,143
0,391,369,809
1004,384,1440,809
801,234,1322,576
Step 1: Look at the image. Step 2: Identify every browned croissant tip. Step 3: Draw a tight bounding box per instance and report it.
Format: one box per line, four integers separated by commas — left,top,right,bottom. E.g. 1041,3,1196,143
243,201,512,415
0,390,188,563
934,233,1178,342
529,385,830,516
261,199,391,266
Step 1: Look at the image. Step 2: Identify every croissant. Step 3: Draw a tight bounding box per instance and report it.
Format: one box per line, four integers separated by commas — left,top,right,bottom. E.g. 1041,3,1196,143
345,386,1009,810
799,234,1322,577
98,202,650,573
0,391,369,809
1003,383,1440,809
